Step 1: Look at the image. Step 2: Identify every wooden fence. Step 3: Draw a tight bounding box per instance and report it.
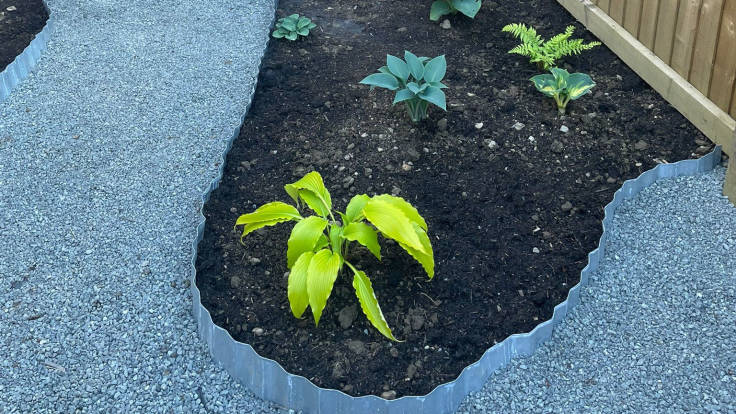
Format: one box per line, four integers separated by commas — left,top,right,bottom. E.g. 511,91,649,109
556,0,736,203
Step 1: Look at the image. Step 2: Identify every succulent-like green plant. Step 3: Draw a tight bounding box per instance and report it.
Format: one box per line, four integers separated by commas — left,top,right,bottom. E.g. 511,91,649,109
502,23,601,70
360,51,448,123
272,14,316,41
531,68,595,114
430,0,482,21
235,171,435,341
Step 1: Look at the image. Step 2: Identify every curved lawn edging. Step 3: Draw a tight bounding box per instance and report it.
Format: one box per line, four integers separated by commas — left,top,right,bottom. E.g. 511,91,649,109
187,15,724,408
0,1,53,103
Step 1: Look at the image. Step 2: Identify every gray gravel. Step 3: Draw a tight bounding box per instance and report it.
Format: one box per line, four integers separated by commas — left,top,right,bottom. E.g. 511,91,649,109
459,167,736,414
0,0,283,412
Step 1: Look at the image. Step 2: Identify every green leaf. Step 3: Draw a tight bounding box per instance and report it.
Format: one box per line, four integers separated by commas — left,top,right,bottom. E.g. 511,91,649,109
423,55,447,83
530,74,560,97
418,86,446,111
393,88,416,105
398,223,435,278
404,51,425,80
297,16,312,29
370,194,428,231
235,202,302,226
284,172,332,217
351,267,399,341
286,32,298,41
363,199,425,253
407,82,429,95
282,19,297,32
565,73,595,100
287,216,328,268
343,222,381,259
272,30,285,39
308,22,317,30
314,234,329,251
288,252,313,318
359,73,400,91
430,81,448,89
345,194,370,223
430,0,452,21
307,249,343,326
377,66,392,75
452,0,481,18
550,67,570,89
297,28,309,36
386,55,410,82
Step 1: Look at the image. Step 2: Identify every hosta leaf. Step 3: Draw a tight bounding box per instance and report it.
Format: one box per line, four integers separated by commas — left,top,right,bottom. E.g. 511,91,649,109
407,82,429,95
430,0,452,21
235,202,302,226
418,86,446,110
282,19,297,32
393,88,415,105
297,28,309,36
288,252,313,318
272,29,285,38
345,194,370,223
430,81,448,89
378,66,392,75
297,17,311,29
308,22,317,30
286,32,298,41
404,51,425,80
363,199,425,253
371,194,428,231
452,0,482,18
239,219,290,239
423,55,447,83
285,172,332,217
287,216,328,268
530,74,560,97
386,55,410,82
343,222,381,260
398,223,435,278
550,67,570,89
314,234,329,251
307,249,343,326
359,73,400,91
566,73,595,100
351,267,399,341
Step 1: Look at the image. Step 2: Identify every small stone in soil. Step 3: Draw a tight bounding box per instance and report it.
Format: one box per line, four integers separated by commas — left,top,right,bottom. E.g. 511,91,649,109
390,348,399,357
560,125,569,133
337,304,358,329
252,327,264,336
475,122,483,129
347,340,365,355
381,390,397,400
533,247,540,254
561,201,573,211
634,140,649,150
437,118,447,132
512,121,525,131
551,140,564,153
440,19,451,29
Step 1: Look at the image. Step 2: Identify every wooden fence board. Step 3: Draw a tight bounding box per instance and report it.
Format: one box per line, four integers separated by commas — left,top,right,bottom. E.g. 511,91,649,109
689,0,724,95
709,1,736,111
598,0,611,13
639,0,661,49
623,0,643,36
671,0,703,77
653,0,680,64
609,0,626,23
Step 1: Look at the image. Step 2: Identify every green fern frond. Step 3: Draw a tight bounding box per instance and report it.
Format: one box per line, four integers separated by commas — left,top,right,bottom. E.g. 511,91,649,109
503,23,600,70
502,23,543,47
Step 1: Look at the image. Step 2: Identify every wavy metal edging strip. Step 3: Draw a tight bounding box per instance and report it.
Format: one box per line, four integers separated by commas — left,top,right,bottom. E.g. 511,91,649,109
0,1,54,104
188,3,724,412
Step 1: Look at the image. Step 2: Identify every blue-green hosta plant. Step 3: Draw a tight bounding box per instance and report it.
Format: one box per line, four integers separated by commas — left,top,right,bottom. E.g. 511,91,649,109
360,51,447,123
234,172,434,341
502,23,601,70
430,0,482,21
272,14,316,41
531,68,595,114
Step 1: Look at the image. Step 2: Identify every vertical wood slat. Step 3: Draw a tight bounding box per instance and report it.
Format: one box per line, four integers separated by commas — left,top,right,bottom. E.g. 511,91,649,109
624,0,643,36
653,0,680,64
671,0,703,77
639,0,661,49
598,0,611,14
609,0,626,23
689,0,724,95
709,1,736,111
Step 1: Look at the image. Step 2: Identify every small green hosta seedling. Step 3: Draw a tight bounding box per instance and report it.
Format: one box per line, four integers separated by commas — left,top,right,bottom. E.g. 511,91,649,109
430,0,481,21
272,14,316,41
360,51,448,123
502,23,601,70
235,171,434,341
531,68,595,114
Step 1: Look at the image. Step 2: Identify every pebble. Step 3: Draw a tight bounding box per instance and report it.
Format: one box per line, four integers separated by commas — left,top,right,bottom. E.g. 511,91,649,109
437,118,448,132
532,247,540,254
381,390,397,400
561,201,573,211
440,19,451,29
475,122,484,129
560,125,569,133
512,121,525,131
252,328,264,336
634,140,649,150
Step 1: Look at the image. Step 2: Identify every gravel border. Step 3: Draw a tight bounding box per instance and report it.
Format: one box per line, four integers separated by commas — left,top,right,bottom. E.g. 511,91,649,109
458,165,736,413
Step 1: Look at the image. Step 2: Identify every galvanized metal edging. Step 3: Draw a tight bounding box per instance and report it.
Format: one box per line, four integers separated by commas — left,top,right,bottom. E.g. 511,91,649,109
0,0,54,104
188,2,725,413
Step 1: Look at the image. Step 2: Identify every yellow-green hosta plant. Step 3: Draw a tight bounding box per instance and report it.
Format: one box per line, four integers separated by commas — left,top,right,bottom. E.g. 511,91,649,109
360,51,448,123
272,14,316,41
234,171,434,341
502,23,601,70
430,0,482,21
531,68,595,114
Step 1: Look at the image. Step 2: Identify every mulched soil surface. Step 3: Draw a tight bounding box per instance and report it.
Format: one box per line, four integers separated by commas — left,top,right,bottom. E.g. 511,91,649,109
0,0,48,72
196,0,712,398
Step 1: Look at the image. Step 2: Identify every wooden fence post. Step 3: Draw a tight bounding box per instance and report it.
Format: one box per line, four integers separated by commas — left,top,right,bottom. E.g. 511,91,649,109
724,131,736,205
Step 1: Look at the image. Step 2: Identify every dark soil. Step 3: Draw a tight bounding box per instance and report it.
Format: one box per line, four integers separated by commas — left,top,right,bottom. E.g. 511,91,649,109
195,0,712,398
0,0,48,72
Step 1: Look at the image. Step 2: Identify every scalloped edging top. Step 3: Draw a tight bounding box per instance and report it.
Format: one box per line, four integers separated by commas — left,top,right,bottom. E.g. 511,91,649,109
0,0,54,104
187,4,724,413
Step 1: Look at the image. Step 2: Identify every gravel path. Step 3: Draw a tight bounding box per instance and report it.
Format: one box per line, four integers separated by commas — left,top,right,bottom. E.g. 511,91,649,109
459,167,736,414
2,2,734,414
0,0,282,412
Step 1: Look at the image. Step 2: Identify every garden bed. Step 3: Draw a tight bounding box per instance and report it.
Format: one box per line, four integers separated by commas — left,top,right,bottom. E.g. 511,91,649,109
0,0,48,72
195,0,711,398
